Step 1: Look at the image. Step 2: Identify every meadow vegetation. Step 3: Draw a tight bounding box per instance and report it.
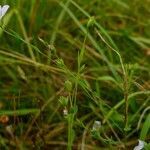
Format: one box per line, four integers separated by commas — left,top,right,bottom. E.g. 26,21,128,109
0,0,150,149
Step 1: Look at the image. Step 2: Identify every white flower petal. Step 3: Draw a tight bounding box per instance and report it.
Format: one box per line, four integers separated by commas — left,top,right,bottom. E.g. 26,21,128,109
133,140,145,150
0,5,10,20
92,120,101,131
63,108,68,116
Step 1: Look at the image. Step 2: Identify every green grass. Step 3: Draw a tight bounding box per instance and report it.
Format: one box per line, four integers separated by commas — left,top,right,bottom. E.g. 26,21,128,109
0,0,150,149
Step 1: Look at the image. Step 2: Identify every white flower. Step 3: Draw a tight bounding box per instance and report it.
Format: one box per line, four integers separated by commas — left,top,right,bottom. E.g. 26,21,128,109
63,108,68,116
92,120,101,131
133,140,145,150
0,5,10,20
